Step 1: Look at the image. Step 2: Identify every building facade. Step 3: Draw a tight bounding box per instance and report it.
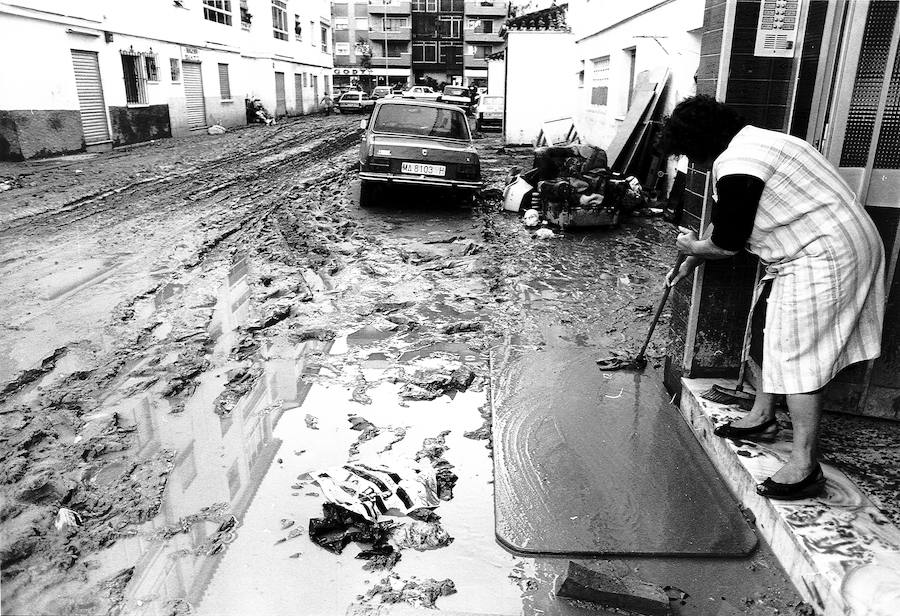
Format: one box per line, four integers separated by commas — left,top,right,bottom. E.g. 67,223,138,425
0,0,333,160
330,0,507,93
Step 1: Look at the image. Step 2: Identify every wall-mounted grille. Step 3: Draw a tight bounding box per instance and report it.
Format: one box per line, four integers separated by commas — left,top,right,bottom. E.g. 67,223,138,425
874,31,900,169
840,1,899,168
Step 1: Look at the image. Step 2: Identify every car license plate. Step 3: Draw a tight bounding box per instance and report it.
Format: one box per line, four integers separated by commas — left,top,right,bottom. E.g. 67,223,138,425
401,162,445,177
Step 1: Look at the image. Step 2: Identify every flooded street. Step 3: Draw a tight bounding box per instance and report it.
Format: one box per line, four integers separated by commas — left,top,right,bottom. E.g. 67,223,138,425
1,114,801,615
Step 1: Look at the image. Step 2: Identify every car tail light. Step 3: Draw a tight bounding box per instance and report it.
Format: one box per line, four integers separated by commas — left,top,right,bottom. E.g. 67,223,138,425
457,162,480,180
369,157,391,170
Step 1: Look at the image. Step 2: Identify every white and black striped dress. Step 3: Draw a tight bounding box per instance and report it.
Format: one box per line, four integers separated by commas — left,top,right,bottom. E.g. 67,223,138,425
713,125,886,395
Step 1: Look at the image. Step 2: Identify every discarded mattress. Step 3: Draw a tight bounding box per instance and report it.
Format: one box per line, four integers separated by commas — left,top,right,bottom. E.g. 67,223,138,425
490,345,758,556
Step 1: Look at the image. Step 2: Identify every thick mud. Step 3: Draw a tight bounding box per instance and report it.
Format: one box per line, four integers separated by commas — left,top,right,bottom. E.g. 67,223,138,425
0,115,811,615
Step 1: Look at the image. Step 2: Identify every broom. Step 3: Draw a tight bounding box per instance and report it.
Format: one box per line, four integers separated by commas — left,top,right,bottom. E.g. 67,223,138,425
700,264,762,410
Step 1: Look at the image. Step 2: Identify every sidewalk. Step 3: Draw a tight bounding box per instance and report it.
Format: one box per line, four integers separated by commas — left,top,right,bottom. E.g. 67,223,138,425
679,378,900,616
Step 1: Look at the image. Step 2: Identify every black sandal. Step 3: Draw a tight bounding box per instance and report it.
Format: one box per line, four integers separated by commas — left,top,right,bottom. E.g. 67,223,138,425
713,417,778,441
756,463,826,500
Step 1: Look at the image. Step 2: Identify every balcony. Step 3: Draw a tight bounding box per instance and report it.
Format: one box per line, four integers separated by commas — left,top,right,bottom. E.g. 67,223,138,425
464,1,507,17
370,53,413,67
369,2,411,15
463,29,502,43
463,54,488,69
369,27,412,40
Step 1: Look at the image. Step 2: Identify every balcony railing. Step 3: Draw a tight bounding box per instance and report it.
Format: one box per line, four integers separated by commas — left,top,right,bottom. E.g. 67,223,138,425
369,27,412,40
369,2,411,15
464,1,508,17
370,52,413,67
463,29,502,43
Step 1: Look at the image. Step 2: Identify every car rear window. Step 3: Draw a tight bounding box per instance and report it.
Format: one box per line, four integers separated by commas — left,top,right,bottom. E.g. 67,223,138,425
443,87,467,97
372,104,469,140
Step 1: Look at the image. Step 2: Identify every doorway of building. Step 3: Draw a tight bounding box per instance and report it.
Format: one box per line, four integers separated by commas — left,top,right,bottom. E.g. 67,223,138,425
312,75,319,112
811,0,900,415
182,62,207,130
275,72,286,117
70,50,111,147
294,73,304,115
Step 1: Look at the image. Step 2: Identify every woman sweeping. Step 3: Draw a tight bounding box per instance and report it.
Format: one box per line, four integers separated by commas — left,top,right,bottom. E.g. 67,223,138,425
660,95,885,500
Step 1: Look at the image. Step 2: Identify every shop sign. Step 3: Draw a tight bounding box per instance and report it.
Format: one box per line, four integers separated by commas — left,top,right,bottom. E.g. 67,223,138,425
182,46,201,62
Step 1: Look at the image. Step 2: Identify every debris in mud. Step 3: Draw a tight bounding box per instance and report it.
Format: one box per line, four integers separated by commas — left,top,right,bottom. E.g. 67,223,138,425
0,346,68,402
442,320,483,334
161,349,210,404
149,503,231,541
280,519,295,530
196,515,239,556
213,366,261,415
416,432,458,501
352,373,373,405
362,576,457,609
303,461,439,520
555,561,671,616
378,427,407,453
362,551,401,572
308,503,395,555
245,300,293,333
305,414,319,430
390,520,453,551
348,415,379,440
397,365,476,401
54,508,82,531
290,326,336,343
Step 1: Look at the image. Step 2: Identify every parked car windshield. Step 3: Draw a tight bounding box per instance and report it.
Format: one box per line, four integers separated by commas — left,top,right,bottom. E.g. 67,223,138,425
443,86,467,97
372,104,469,140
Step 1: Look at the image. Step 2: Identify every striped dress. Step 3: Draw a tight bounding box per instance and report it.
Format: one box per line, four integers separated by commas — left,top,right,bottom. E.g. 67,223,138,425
713,126,886,394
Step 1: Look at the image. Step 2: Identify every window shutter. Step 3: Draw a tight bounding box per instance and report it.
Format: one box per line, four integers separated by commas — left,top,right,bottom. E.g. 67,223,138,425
218,63,231,99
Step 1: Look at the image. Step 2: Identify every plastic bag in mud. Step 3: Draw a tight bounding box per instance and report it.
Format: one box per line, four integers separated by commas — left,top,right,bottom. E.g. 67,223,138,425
301,459,440,522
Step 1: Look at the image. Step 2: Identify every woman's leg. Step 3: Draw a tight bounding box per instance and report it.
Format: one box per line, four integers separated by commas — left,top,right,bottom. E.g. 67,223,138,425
727,391,776,428
770,390,823,483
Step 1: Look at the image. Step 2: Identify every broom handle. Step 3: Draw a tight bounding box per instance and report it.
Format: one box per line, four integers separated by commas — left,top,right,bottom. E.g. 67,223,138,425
635,252,687,362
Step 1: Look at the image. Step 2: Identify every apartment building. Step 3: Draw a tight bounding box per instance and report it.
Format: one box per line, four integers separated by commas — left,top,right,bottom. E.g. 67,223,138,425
0,0,332,160
330,0,507,93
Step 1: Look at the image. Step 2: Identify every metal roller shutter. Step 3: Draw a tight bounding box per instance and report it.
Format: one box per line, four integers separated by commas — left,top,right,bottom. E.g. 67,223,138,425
70,50,110,145
294,73,304,115
183,62,207,130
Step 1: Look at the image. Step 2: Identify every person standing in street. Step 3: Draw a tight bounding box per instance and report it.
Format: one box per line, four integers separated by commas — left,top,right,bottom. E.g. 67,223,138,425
321,93,333,116
660,95,886,500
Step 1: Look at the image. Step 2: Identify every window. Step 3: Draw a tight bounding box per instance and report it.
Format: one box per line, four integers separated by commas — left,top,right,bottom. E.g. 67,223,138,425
310,21,315,46
324,75,331,95
439,0,463,11
624,47,636,109
144,54,158,81
335,42,350,55
218,63,231,99
372,103,469,140
383,17,408,31
302,73,307,87
355,17,368,30
412,41,437,62
203,0,232,25
272,0,288,40
591,56,609,106
321,24,328,53
334,17,349,30
468,44,490,59
386,41,406,57
295,15,302,40
240,0,251,28
170,58,181,81
439,16,461,38
577,60,584,88
121,51,148,105
412,0,438,11
438,41,462,63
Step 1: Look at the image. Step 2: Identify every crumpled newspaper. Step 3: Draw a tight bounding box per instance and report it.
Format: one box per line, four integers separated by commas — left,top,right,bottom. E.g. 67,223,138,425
301,459,440,521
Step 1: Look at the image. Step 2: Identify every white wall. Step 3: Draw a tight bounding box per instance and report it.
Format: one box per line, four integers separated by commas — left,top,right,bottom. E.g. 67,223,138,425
504,30,575,145
487,57,505,96
568,0,703,150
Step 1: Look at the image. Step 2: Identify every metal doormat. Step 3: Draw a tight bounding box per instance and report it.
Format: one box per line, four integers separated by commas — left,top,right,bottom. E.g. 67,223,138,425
491,346,758,557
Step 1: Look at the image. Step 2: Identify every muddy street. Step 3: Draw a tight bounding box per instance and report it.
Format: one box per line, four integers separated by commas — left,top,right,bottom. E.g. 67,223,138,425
1,114,801,615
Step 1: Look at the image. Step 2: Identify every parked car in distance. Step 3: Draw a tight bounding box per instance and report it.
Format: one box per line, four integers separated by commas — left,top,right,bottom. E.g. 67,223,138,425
401,86,442,101
371,86,393,100
476,95,504,131
337,91,375,113
440,85,474,111
358,99,482,207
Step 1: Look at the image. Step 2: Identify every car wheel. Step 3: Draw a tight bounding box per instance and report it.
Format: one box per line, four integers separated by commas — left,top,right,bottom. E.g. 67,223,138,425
359,180,379,208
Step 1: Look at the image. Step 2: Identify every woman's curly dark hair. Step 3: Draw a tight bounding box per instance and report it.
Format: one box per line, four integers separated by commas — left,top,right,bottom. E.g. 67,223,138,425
657,95,748,162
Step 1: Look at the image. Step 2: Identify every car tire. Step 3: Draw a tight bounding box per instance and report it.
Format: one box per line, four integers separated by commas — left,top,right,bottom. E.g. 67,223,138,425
359,180,379,208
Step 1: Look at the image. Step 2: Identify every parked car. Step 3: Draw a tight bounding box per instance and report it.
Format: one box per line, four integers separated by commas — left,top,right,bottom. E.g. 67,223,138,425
440,85,474,111
476,95,504,131
337,91,375,113
371,86,394,100
400,86,442,101
358,99,482,207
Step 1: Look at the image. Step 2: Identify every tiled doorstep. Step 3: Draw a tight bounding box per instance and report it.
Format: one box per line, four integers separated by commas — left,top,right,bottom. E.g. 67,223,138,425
679,378,900,616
